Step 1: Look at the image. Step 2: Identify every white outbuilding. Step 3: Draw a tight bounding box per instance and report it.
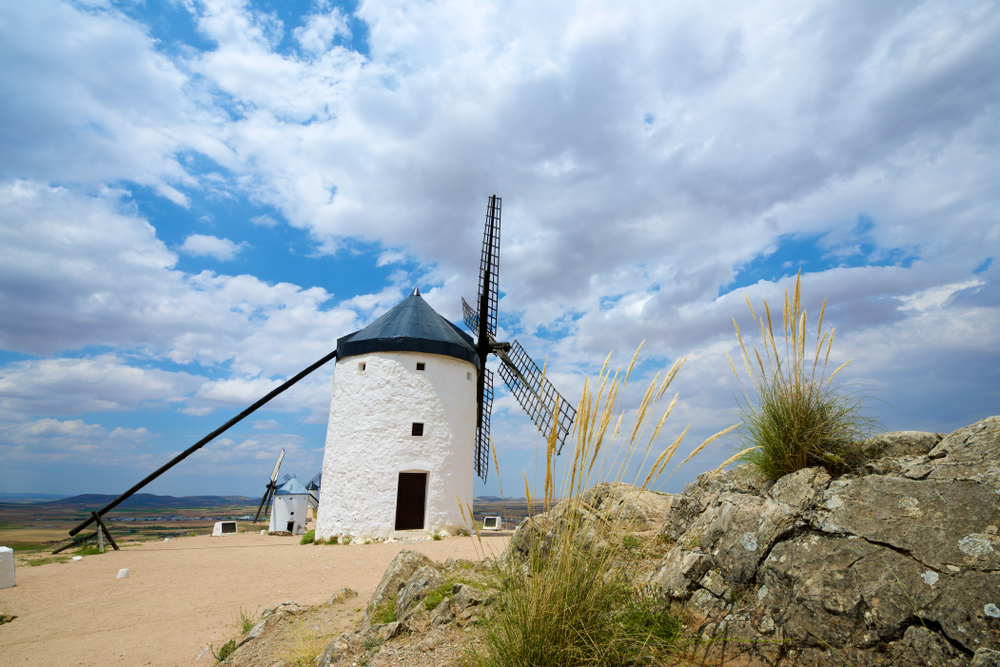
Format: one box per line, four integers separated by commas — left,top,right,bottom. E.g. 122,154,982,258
269,477,310,535
1,546,14,589
211,521,238,536
316,288,478,541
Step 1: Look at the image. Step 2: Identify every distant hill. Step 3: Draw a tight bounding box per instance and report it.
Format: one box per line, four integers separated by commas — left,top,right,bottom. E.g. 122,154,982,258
0,493,71,503
38,493,257,509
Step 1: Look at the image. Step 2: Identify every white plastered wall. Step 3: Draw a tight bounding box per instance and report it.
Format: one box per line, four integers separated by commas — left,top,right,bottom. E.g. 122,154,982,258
316,351,476,540
270,494,308,534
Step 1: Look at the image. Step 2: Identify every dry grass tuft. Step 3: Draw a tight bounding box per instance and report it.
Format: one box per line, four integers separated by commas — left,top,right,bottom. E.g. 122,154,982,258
285,618,329,667
727,270,879,479
467,346,736,667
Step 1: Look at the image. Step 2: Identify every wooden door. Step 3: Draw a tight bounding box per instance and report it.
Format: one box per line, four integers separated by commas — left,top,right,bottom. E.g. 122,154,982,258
394,472,427,530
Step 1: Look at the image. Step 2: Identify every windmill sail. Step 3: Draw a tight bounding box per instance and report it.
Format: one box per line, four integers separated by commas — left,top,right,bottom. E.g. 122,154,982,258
461,296,479,334
476,195,501,340
463,194,576,482
270,449,286,483
471,196,503,481
474,367,494,479
253,448,285,523
496,341,576,455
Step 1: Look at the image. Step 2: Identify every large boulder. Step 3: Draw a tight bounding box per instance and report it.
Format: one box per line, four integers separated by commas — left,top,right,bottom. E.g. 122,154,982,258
393,564,443,619
506,482,688,560
864,431,944,458
318,556,493,666
362,550,435,627
811,475,1000,571
927,416,1000,481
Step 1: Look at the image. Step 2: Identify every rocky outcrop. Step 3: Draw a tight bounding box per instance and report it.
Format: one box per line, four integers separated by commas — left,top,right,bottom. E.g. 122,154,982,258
227,416,1000,667
635,416,1000,666
506,480,690,562
317,552,493,666
235,600,308,649
362,550,436,628
501,416,1000,666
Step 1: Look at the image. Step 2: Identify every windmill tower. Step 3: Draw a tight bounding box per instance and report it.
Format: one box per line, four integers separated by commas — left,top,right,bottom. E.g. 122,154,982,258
315,195,576,542
315,288,479,540
269,476,310,535
305,472,321,519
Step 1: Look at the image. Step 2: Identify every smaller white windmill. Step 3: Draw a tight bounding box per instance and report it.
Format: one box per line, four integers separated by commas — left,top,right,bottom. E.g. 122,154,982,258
269,476,310,535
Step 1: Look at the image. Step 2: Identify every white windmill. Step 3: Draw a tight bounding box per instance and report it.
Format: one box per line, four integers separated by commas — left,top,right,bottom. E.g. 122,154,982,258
269,476,310,535
315,196,577,542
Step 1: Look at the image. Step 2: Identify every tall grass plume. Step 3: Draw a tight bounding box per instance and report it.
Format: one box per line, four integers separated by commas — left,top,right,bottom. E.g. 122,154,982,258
727,270,879,479
469,347,736,667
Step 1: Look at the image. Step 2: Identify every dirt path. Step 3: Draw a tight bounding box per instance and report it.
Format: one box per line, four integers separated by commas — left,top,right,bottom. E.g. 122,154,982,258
0,532,509,667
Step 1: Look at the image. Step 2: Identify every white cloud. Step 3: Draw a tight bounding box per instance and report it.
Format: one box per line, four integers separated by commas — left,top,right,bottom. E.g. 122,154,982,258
0,417,154,464
294,3,351,55
1,0,998,495
173,432,321,479
249,214,279,227
0,354,203,417
183,373,334,423
179,233,250,260
0,0,225,189
0,181,358,371
376,250,407,266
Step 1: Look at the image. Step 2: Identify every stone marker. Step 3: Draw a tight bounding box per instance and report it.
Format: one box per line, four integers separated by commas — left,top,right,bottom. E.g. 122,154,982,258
71,556,83,562
117,568,130,579
0,546,15,589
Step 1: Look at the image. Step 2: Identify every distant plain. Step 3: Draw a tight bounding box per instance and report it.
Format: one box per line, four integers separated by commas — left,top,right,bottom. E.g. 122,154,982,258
0,494,542,555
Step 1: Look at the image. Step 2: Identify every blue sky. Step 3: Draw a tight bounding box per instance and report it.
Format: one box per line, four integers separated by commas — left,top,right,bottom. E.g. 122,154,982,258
1,0,998,500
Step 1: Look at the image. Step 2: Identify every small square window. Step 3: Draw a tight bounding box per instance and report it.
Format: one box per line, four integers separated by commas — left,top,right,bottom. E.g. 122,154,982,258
411,422,424,436
358,362,366,371
416,362,425,371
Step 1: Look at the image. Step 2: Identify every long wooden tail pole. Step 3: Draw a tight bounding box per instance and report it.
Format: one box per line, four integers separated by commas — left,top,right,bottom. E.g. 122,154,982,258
65,349,338,539
51,531,97,555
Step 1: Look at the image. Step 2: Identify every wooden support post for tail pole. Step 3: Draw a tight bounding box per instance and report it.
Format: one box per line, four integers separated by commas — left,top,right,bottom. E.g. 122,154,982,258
92,512,119,551
97,521,104,553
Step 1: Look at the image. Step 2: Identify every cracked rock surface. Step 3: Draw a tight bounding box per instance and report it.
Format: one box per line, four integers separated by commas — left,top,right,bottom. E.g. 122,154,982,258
649,415,1000,666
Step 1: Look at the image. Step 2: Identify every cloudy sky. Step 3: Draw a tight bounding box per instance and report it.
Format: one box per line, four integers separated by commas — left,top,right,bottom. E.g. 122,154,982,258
1,0,997,501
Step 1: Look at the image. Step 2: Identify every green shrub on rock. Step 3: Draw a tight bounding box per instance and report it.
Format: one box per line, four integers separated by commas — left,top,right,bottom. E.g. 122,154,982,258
728,270,879,480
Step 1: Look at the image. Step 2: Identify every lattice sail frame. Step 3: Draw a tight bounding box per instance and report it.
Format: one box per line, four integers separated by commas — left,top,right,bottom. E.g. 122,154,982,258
463,194,577,482
474,368,494,479
497,341,577,455
462,297,479,334
477,195,501,339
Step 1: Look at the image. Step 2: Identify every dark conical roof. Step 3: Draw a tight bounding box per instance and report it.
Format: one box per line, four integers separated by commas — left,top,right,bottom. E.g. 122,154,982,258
336,288,479,368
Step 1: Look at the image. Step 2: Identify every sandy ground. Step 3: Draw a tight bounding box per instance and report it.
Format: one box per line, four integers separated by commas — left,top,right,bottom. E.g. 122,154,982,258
0,531,509,667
